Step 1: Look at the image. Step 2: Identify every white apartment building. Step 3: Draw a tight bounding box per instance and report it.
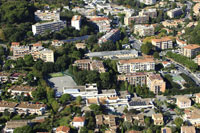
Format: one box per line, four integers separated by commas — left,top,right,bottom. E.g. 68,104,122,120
151,37,173,50
138,0,156,5
117,58,155,73
39,49,54,62
32,20,66,35
34,10,60,21
98,29,120,44
134,25,154,37
167,8,183,18
139,9,157,18
71,15,81,30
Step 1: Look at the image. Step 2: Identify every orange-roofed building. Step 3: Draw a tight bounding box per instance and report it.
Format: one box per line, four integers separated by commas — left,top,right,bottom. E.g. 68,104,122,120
147,73,166,94
151,37,173,50
194,54,200,66
72,117,85,128
56,126,70,133
182,44,200,58
10,42,20,51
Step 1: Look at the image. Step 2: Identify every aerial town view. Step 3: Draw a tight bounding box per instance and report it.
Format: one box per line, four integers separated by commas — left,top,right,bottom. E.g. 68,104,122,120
1,0,200,133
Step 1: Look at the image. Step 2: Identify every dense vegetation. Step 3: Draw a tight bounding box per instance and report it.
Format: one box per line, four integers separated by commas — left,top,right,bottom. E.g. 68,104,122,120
184,22,200,44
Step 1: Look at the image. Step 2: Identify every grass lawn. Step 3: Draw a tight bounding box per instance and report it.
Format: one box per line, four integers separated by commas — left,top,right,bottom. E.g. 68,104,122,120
49,72,64,77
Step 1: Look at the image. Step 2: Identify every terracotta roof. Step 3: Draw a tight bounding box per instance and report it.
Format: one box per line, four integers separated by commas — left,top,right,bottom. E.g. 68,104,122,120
181,126,196,133
11,73,26,77
72,15,81,21
196,55,200,58
33,43,42,47
6,120,30,129
151,37,172,43
56,126,70,132
87,98,98,104
72,117,85,122
0,101,17,108
162,61,170,65
152,113,163,119
128,131,142,133
74,59,91,64
196,93,200,97
119,58,154,64
90,17,109,21
148,74,163,81
177,96,191,103
11,42,20,46
183,44,200,50
17,102,46,109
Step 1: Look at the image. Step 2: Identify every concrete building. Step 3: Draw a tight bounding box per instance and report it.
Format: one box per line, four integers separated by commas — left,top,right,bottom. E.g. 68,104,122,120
117,72,147,86
56,126,70,133
193,3,200,16
98,29,120,44
182,44,200,58
147,74,166,94
176,96,191,109
138,0,156,5
139,9,157,18
117,58,155,73
124,15,149,25
32,20,66,35
4,120,31,133
73,59,106,73
181,126,196,133
134,25,154,37
128,97,154,110
0,101,18,113
89,16,111,33
85,49,138,59
72,117,85,128
38,49,54,62
183,109,200,126
151,37,173,50
152,113,164,125
71,15,81,30
167,8,183,18
34,10,60,21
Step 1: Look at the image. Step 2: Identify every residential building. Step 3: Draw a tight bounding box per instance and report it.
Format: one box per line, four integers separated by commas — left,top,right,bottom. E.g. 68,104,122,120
95,115,117,131
176,38,187,47
0,72,10,83
152,113,164,125
183,109,200,126
73,59,106,73
10,42,20,51
98,29,120,44
181,126,196,133
128,97,154,110
4,120,31,133
16,102,46,115
162,20,183,28
147,74,166,94
10,73,26,83
12,46,30,58
32,20,66,35
75,43,86,49
167,8,183,18
139,9,157,18
194,55,200,65
38,49,54,62
193,3,200,16
176,96,191,109
85,49,138,59
196,93,200,103
89,16,111,33
124,15,149,25
56,126,70,133
138,0,156,5
151,37,173,50
34,10,60,21
117,72,147,86
51,40,64,47
117,58,155,73
72,117,85,128
7,85,37,97
182,44,200,58
161,127,172,133
134,25,154,37
132,114,145,126
162,61,171,68
71,15,81,30
0,101,18,113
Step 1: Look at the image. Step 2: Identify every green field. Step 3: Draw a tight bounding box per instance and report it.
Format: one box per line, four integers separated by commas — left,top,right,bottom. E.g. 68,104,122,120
49,72,64,77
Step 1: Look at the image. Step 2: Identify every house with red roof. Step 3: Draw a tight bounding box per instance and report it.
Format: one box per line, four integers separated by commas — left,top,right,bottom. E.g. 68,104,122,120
72,117,85,128
56,126,70,133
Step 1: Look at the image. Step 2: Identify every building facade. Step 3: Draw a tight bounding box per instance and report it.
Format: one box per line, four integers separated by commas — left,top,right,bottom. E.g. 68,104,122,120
151,37,173,50
71,15,81,30
98,29,120,44
167,8,183,18
134,25,154,37
182,44,200,58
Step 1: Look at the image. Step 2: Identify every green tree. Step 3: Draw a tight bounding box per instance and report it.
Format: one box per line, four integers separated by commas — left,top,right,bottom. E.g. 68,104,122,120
59,94,71,104
51,100,59,113
89,104,102,114
14,125,33,133
153,52,160,59
24,54,34,66
141,43,152,55
76,96,82,105
174,117,183,128
144,117,151,126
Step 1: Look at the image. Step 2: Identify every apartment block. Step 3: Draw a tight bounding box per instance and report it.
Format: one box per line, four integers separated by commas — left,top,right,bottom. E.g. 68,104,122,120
117,72,147,86
73,59,106,73
182,44,200,58
139,9,157,18
183,109,200,126
167,8,183,18
10,42,20,51
151,37,173,50
181,126,196,133
32,20,66,35
152,113,164,125
117,58,155,73
98,29,120,44
124,15,149,25
38,49,54,62
89,16,111,33
34,10,60,21
134,25,154,37
147,74,166,94
176,96,191,109
71,15,81,30
138,0,156,5
13,46,30,58
7,85,37,97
